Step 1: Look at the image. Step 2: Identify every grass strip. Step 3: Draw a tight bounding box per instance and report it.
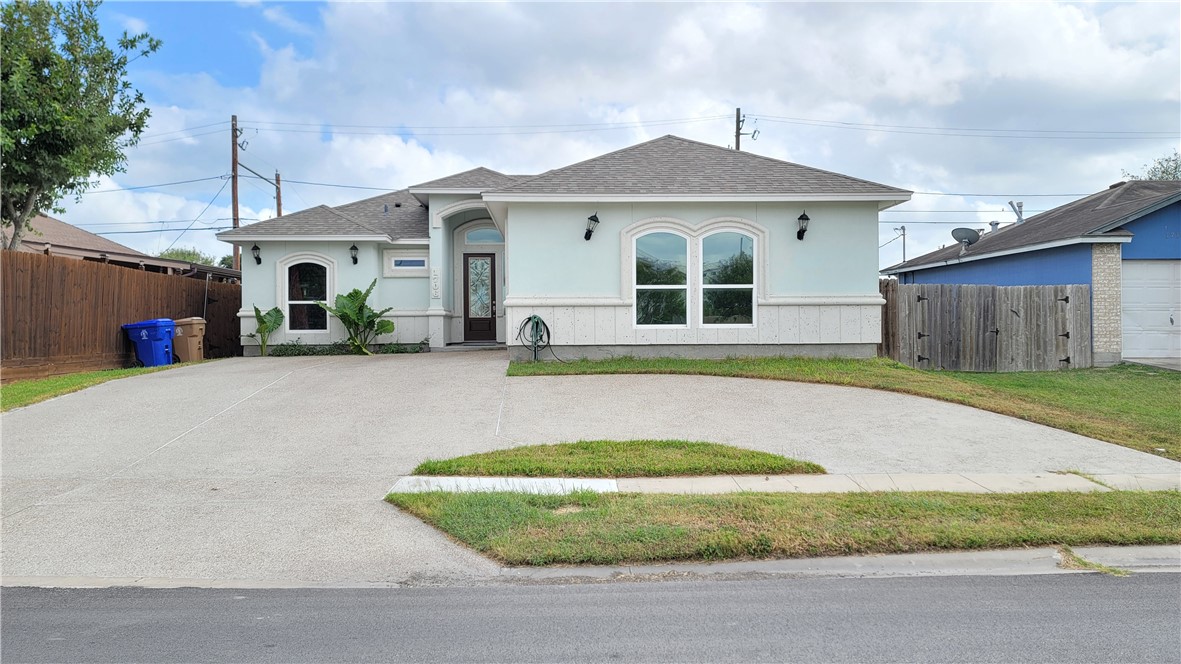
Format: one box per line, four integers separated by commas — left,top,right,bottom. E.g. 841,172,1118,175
413,440,824,478
508,357,1181,460
386,490,1181,566
1,365,180,411
1057,544,1130,577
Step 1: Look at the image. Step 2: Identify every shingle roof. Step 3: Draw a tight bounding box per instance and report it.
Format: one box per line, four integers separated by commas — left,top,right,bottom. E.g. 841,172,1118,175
218,189,428,241
22,214,150,256
883,180,1181,273
410,167,523,190
487,135,911,197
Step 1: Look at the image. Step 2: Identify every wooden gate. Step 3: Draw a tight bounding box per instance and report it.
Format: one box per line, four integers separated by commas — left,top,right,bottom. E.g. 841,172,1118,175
880,280,1092,371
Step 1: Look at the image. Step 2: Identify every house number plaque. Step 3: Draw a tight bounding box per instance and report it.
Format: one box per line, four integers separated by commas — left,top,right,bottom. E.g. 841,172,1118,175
431,268,441,299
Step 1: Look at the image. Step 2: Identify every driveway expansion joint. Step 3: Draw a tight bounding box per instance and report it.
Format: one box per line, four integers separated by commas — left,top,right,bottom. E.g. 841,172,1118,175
386,473,1179,495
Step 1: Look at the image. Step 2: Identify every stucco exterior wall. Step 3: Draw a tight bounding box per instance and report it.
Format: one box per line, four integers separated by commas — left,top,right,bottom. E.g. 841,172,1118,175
1091,242,1122,366
236,239,432,350
502,200,882,356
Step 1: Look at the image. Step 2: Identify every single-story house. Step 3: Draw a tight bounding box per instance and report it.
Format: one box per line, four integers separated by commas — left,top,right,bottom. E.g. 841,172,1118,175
218,135,912,359
881,180,1181,366
21,214,242,282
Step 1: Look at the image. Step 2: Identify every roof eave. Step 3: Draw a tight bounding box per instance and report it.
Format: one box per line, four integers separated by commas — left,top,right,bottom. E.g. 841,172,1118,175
880,234,1133,275
1087,190,1181,235
481,192,912,204
216,233,391,243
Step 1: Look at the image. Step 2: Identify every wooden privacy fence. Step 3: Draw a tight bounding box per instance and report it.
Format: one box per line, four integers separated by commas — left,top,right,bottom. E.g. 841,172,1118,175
880,280,1092,372
2,251,242,381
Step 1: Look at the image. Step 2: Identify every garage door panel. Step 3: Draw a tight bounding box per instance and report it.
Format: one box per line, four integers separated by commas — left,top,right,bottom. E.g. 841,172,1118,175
1122,260,1180,358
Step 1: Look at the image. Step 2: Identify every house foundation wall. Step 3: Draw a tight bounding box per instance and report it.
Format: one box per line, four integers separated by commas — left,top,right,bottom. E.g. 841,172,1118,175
510,343,877,362
505,303,881,355
1091,243,1122,366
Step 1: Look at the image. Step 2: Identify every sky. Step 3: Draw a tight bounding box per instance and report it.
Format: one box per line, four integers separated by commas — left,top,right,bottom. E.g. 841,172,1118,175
59,1,1181,268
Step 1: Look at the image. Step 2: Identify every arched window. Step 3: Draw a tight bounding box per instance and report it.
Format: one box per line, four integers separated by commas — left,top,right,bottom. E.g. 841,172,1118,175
701,231,755,325
287,262,328,330
465,227,503,243
635,232,688,326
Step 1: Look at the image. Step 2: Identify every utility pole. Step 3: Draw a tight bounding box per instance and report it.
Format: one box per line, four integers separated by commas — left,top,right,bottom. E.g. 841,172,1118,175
735,107,742,151
894,225,907,262
275,171,282,217
734,107,759,151
231,114,240,270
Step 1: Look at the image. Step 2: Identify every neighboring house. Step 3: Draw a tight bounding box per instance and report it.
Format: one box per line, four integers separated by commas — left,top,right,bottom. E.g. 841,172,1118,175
218,135,911,359
882,180,1181,366
18,214,241,282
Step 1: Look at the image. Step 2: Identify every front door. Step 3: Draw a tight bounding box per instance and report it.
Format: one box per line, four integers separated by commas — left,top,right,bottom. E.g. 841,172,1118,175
463,253,496,341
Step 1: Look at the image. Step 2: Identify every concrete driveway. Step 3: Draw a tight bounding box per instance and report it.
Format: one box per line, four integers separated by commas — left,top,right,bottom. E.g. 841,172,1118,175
3,351,1177,586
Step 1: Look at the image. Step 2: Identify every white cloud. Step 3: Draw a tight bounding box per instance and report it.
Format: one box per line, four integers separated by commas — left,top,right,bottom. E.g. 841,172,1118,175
260,6,315,37
61,2,1179,269
113,13,148,34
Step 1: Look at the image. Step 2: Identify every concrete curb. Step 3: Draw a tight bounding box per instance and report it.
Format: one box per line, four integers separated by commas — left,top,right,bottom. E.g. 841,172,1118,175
5,545,1177,589
388,473,1181,495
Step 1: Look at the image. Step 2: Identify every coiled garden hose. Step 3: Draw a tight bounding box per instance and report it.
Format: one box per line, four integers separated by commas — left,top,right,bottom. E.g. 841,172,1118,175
515,314,564,362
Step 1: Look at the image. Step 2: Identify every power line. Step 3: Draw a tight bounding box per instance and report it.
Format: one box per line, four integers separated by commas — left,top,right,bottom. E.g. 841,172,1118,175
96,226,233,236
750,114,1178,140
163,178,231,251
750,113,1175,136
139,121,229,140
240,116,729,138
137,128,227,147
879,233,903,248
74,217,258,228
82,175,226,194
239,114,731,131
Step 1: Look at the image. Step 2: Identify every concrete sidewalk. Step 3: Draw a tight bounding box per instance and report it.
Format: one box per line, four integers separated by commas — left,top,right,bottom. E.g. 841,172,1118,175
389,472,1181,495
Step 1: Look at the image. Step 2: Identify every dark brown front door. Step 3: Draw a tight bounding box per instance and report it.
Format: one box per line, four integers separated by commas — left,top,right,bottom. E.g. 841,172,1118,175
463,253,496,341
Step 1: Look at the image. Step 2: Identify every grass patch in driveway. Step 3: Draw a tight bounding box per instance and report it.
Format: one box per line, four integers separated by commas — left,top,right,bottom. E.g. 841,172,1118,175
385,490,1181,566
508,357,1181,461
413,440,824,478
1,365,181,411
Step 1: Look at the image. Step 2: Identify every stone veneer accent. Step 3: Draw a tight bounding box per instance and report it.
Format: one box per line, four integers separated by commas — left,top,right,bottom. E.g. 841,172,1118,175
1091,243,1122,366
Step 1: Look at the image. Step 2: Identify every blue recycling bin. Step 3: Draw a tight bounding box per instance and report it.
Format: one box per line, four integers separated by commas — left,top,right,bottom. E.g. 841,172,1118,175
122,318,175,367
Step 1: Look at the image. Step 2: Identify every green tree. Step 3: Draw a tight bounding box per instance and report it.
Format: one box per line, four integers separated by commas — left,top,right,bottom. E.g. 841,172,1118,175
157,247,216,265
1,0,161,250
1122,149,1181,181
218,255,234,269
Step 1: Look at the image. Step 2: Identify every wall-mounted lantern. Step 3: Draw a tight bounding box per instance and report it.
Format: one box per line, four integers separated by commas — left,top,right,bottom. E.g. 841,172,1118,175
796,211,811,241
251,244,261,265
349,244,359,264
584,213,600,241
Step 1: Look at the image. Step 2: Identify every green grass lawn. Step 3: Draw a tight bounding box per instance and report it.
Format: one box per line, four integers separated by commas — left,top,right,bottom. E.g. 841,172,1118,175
414,440,824,478
508,358,1181,461
1,365,180,411
386,490,1181,566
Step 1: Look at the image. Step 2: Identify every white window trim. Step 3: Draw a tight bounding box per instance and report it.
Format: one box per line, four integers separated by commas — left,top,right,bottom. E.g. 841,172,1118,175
383,249,429,277
699,230,757,329
276,252,336,334
633,230,691,329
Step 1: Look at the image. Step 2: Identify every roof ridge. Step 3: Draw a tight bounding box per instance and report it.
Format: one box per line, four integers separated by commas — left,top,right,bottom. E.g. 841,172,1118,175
492,135,679,192
665,135,911,194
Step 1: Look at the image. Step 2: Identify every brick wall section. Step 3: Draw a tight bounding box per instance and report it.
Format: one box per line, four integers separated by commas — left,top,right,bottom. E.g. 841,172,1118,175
1091,243,1122,357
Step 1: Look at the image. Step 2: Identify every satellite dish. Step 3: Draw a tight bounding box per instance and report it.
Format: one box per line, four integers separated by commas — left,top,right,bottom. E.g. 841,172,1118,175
951,227,980,246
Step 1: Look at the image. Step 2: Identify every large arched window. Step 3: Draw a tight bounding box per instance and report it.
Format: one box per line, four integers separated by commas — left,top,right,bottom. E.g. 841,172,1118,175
635,232,688,326
701,231,755,325
287,262,328,330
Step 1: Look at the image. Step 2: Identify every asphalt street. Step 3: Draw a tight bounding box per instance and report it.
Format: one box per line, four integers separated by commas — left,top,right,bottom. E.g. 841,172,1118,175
4,573,1180,663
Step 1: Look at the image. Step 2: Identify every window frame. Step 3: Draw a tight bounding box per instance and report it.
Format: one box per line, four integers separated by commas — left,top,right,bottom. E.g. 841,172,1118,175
383,248,430,278
699,230,757,329
633,230,691,329
276,252,336,335
285,262,330,332
464,227,504,244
